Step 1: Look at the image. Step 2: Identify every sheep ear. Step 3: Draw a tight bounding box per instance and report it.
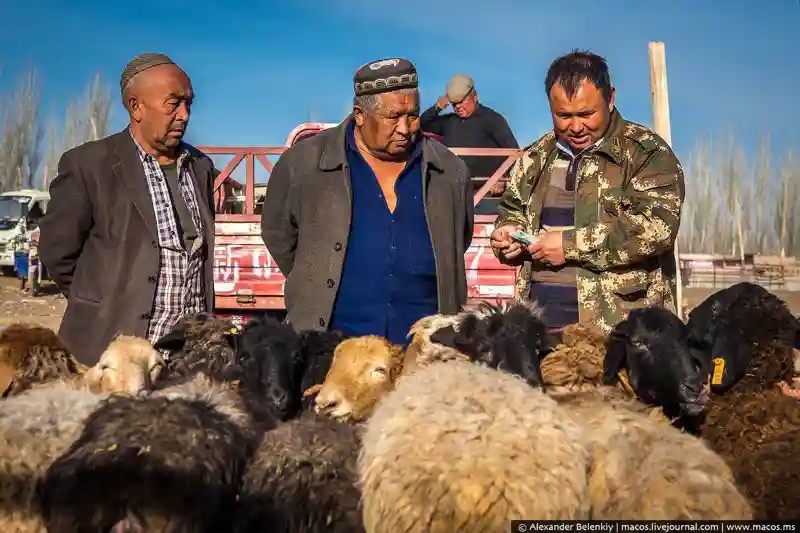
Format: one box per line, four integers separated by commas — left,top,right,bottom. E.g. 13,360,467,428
303,383,322,398
152,331,186,353
794,321,800,350
429,325,459,347
603,331,628,386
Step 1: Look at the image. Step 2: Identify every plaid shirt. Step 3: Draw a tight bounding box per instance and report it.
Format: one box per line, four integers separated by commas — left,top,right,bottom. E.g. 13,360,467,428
131,133,207,344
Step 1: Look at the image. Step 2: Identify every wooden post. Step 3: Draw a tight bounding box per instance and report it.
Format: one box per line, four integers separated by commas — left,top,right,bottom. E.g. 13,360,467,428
648,41,684,320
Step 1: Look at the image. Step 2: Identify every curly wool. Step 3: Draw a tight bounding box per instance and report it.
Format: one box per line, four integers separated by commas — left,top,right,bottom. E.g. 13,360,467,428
540,322,610,392
0,382,107,532
358,360,590,533
155,313,240,381
550,390,752,520
39,374,266,533
0,323,86,398
233,410,364,533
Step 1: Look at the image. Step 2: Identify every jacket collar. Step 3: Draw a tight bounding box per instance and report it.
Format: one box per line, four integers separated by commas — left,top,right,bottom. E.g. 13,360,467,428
319,115,444,173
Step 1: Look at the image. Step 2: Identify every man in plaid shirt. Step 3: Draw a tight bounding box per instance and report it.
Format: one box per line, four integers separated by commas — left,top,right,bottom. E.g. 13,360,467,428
39,53,219,365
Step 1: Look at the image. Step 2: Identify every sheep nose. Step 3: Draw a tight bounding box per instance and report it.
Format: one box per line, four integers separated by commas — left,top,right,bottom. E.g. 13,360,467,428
269,389,290,411
314,394,338,414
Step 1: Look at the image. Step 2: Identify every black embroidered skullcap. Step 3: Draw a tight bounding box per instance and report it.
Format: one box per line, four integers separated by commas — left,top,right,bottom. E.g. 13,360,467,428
120,53,176,92
353,58,418,97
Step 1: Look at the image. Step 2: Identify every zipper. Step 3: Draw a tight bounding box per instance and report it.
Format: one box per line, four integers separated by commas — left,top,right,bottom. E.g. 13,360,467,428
420,162,443,312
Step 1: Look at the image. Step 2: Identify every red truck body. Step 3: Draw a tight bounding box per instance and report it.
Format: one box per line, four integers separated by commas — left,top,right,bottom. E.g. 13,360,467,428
202,123,522,327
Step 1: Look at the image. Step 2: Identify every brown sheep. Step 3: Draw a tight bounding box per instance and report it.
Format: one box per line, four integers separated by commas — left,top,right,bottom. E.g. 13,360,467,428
540,322,613,392
311,335,405,422
358,359,590,532
0,323,87,398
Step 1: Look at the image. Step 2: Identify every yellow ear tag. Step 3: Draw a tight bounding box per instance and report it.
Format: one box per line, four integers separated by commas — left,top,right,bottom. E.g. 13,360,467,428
712,357,725,385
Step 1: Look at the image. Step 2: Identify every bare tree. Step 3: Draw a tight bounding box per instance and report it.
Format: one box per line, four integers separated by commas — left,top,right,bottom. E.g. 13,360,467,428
41,71,111,188
0,68,43,192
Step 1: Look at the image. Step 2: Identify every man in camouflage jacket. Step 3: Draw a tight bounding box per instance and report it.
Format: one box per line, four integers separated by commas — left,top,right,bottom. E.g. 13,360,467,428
490,50,685,334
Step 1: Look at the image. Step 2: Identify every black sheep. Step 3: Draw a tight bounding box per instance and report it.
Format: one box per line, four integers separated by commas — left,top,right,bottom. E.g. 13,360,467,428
297,329,346,411
232,410,364,533
427,301,548,388
152,312,240,382
38,375,266,533
604,306,712,430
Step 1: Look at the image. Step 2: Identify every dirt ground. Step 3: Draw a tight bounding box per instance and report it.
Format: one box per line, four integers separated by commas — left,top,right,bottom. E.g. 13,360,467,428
0,275,798,333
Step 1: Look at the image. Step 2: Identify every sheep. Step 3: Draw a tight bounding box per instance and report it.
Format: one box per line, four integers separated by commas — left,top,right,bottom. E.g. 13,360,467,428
0,382,110,533
604,306,712,431
38,372,270,533
152,312,240,380
694,284,800,519
536,322,753,519
82,334,165,395
358,359,590,533
549,390,753,520
232,410,364,533
425,300,549,388
0,322,87,398
313,335,405,422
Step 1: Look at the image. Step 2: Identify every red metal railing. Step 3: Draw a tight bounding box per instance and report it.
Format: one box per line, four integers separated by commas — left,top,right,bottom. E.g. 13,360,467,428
199,145,523,221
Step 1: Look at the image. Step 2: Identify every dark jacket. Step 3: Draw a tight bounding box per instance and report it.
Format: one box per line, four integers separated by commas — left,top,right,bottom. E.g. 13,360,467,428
420,103,519,179
38,128,217,365
260,117,475,334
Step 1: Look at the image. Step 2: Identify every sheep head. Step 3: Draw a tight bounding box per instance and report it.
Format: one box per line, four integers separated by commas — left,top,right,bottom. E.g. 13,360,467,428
311,335,404,422
540,321,609,391
404,313,466,369
0,322,87,398
688,283,798,394
604,306,711,421
425,300,548,388
84,335,164,395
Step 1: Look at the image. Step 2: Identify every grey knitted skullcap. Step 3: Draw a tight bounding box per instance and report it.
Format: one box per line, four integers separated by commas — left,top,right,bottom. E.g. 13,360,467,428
120,53,176,92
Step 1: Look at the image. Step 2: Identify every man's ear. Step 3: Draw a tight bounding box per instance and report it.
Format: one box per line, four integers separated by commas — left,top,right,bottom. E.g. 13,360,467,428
607,85,616,114
352,106,365,126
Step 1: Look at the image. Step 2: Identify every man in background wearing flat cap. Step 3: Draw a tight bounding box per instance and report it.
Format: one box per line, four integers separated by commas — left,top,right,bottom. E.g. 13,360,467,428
420,73,519,198
39,53,219,365
261,58,474,346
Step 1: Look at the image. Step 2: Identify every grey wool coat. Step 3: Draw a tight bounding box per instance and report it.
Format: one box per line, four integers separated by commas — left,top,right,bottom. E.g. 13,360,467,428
260,117,475,333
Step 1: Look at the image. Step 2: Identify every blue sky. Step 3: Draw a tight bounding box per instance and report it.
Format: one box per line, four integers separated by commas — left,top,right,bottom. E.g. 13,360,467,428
1,0,798,178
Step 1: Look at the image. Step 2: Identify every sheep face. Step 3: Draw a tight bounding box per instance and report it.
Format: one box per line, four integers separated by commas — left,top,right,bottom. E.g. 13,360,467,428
426,301,548,388
605,307,711,420
83,335,164,395
0,323,87,397
236,315,303,419
313,335,404,422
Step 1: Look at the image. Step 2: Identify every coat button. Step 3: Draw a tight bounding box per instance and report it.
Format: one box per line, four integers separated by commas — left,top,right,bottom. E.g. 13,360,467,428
334,242,342,251
151,241,158,248
319,317,325,327
148,276,157,283
326,279,335,288
141,313,151,320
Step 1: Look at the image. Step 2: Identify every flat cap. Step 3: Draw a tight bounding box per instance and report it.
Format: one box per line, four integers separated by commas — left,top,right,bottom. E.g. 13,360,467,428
120,52,176,92
446,73,474,103
354,58,418,97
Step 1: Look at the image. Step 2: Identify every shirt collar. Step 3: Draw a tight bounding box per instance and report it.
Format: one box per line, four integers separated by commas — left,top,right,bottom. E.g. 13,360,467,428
129,127,190,168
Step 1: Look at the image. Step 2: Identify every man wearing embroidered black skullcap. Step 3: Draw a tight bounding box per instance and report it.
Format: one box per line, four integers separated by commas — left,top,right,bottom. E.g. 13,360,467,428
261,57,475,349
38,52,219,365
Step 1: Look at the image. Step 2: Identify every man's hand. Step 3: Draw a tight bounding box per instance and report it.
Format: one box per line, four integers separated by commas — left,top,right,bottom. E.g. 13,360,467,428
490,224,525,261
435,95,450,111
528,231,565,267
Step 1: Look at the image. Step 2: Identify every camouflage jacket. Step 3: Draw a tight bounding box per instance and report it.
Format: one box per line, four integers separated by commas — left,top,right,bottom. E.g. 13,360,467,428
493,109,685,333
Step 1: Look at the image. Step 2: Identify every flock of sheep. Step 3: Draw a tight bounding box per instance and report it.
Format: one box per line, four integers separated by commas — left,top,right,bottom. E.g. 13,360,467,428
0,281,797,532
